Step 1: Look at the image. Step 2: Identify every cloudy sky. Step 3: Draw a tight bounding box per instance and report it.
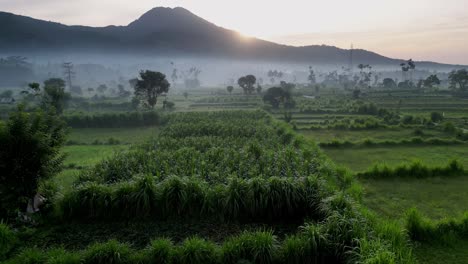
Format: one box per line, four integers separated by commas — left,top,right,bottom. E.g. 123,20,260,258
1,0,467,64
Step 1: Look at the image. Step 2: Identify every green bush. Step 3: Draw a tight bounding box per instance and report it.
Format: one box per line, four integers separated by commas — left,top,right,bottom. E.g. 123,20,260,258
222,231,277,264
357,160,465,179
0,222,17,260
143,238,174,264
178,237,219,264
82,240,133,264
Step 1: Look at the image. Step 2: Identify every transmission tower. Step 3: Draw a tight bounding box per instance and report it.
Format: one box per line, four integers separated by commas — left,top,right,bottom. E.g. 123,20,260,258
349,44,354,74
62,62,75,90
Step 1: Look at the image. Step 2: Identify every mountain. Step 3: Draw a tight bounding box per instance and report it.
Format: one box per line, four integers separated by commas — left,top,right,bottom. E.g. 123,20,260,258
0,7,461,67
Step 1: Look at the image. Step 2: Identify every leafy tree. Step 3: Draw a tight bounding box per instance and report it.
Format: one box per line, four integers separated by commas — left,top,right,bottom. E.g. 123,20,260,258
423,74,440,89
131,97,140,110
263,87,291,109
238,75,256,95
117,84,131,98
171,68,178,87
0,105,67,217
449,69,468,92
280,81,295,93
357,64,372,89
353,89,361,99
398,80,415,89
322,71,339,88
431,112,444,123
382,78,397,89
128,79,138,90
0,90,13,98
183,91,189,100
97,84,108,94
307,66,316,86
267,70,284,84
256,84,263,94
134,70,170,109
400,59,416,81
43,78,70,114
184,67,201,89
226,86,234,95
163,101,175,110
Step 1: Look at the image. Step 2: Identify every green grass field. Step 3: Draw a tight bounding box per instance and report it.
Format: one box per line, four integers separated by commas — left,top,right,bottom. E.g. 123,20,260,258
68,126,159,144
413,239,468,264
323,145,468,172
301,128,452,143
362,176,468,220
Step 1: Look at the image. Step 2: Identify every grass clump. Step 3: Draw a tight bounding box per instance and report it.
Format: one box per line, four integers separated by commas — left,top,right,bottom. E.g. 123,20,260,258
178,237,219,264
82,240,133,264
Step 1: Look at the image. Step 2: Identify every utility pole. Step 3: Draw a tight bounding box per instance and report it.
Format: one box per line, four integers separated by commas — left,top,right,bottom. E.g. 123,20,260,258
349,44,354,74
62,62,75,90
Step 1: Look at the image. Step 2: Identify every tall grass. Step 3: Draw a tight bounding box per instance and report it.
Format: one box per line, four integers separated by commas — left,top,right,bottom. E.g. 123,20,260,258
357,160,465,179
405,208,468,244
59,176,325,223
178,237,219,264
82,240,133,264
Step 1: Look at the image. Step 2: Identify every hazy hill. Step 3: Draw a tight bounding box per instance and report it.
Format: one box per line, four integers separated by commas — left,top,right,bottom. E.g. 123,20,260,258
0,7,462,68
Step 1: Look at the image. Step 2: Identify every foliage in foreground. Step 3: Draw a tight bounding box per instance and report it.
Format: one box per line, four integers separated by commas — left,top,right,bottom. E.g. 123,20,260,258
5,215,410,264
0,105,67,217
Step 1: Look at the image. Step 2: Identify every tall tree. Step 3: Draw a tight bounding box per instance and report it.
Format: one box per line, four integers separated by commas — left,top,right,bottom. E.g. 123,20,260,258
423,74,441,89
238,75,256,95
227,86,234,95
43,78,70,114
449,69,468,92
308,66,316,87
134,70,170,109
382,78,397,89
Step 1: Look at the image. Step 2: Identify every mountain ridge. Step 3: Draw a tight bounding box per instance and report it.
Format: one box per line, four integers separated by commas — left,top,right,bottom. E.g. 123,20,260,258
0,7,464,68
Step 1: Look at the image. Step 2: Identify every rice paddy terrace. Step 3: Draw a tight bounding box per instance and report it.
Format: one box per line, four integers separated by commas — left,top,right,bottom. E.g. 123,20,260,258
1,110,413,263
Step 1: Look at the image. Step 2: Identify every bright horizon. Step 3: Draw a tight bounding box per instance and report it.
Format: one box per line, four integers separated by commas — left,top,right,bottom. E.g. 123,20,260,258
1,0,467,65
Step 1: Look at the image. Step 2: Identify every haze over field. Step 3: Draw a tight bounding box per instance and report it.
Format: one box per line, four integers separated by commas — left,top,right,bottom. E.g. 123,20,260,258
1,0,467,64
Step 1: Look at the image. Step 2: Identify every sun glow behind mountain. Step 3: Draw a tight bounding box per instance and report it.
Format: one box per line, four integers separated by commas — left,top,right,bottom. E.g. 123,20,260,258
1,0,467,64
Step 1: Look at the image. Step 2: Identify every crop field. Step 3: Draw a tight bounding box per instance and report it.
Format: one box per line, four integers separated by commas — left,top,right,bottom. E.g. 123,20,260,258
2,86,468,264
2,110,415,263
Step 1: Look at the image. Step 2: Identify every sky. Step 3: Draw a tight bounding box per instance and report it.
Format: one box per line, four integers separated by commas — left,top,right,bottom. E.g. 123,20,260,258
1,0,467,64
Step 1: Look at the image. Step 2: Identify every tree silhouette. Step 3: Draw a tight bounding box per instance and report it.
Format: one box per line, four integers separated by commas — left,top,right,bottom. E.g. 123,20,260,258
449,69,468,92
238,75,256,94
134,70,170,109
227,86,234,95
